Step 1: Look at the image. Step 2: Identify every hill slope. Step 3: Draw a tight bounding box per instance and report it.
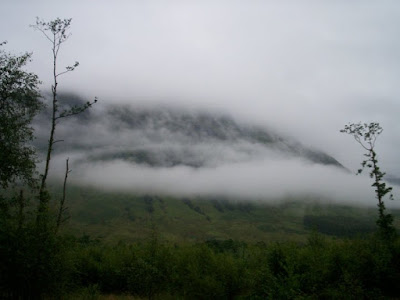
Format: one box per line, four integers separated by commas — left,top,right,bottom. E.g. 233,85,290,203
34,93,344,170
54,184,395,244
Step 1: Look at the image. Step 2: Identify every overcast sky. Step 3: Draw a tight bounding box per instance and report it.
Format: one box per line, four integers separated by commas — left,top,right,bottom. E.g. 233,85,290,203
2,1,400,191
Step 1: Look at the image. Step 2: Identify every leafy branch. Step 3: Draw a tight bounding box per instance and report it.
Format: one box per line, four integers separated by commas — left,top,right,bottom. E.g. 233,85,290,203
341,122,396,239
55,98,97,121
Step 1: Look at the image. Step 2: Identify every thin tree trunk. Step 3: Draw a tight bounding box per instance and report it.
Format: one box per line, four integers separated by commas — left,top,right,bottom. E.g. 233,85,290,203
37,39,58,228
56,158,70,233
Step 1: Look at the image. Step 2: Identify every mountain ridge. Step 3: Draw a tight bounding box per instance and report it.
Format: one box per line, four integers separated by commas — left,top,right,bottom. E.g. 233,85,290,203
34,93,345,170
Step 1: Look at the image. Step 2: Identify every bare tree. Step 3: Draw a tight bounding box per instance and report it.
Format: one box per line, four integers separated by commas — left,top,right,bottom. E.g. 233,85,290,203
31,18,97,229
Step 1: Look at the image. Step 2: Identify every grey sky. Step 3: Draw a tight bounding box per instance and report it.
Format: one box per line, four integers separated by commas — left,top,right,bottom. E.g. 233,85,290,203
2,1,400,193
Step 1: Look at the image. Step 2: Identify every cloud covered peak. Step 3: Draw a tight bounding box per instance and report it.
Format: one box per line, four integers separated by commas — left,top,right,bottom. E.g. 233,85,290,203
35,93,344,170
32,92,393,206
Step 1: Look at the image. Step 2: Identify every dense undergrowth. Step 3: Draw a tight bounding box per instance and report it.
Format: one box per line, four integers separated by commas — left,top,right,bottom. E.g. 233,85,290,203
1,189,399,299
1,226,400,299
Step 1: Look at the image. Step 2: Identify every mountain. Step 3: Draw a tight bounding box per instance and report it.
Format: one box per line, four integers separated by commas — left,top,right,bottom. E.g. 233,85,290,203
34,93,344,170
57,184,382,243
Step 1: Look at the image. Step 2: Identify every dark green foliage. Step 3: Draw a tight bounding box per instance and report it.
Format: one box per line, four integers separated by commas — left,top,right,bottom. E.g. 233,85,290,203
24,234,394,299
2,203,400,299
205,239,247,257
249,234,400,299
303,215,376,237
171,244,246,299
0,193,74,298
0,42,43,188
143,195,155,214
182,198,207,217
124,206,136,221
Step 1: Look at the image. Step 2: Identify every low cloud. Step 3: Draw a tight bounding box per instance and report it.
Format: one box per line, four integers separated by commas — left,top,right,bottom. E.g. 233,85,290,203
47,150,397,208
34,100,398,208
62,155,382,206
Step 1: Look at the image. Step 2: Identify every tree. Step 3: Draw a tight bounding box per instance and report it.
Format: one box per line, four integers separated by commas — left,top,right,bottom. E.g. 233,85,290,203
0,42,45,299
341,122,396,239
0,18,97,298
31,18,97,230
0,41,43,189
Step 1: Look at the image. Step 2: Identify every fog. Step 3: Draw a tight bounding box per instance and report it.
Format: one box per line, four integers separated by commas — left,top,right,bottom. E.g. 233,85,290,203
47,149,387,207
34,101,396,208
2,1,400,205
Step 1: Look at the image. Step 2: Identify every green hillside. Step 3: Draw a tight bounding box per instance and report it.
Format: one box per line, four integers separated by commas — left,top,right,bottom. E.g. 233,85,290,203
51,184,398,244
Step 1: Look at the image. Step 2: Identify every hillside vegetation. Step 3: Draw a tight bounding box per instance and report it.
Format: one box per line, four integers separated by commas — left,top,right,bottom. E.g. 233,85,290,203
54,184,398,243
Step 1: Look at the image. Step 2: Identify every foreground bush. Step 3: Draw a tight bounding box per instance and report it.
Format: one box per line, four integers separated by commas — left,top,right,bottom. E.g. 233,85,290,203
66,234,400,299
2,231,400,299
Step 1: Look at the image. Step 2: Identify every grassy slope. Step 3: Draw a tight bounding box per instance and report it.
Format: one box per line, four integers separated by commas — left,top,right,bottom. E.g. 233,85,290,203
51,184,400,244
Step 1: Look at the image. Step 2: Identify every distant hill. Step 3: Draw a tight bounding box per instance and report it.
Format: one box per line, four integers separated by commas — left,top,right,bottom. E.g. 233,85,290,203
34,93,344,170
54,184,387,243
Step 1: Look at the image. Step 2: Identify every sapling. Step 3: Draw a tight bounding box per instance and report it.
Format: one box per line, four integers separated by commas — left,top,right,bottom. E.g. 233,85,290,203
341,122,396,239
31,18,97,230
